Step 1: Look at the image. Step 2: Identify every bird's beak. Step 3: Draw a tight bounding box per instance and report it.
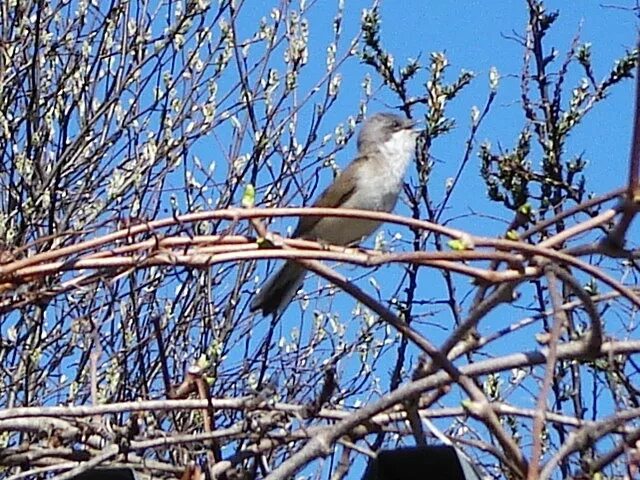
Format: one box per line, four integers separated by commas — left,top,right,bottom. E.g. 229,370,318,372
403,119,418,130
403,119,422,135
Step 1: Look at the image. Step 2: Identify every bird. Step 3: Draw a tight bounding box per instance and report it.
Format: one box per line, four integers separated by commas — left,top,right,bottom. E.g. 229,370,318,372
250,112,418,316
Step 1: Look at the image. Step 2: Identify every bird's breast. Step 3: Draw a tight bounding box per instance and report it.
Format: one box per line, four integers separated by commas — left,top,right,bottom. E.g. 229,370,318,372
304,130,414,245
346,174,400,212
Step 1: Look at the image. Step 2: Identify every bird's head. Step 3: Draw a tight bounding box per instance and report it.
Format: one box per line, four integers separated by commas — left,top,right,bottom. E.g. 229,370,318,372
357,112,418,155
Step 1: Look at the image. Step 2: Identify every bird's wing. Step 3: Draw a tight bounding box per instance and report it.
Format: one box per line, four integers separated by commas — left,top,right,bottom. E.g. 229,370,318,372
292,155,366,239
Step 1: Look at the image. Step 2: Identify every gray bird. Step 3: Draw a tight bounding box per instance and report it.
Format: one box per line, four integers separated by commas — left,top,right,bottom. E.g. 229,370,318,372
250,112,418,316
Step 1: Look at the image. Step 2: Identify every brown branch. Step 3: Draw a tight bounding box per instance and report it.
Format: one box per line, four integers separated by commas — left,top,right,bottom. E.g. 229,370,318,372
0,207,466,279
539,410,640,479
528,267,568,480
262,338,640,480
627,38,640,197
604,38,640,250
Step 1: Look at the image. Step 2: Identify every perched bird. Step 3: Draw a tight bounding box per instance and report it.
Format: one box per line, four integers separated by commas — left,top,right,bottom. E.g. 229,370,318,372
250,112,418,316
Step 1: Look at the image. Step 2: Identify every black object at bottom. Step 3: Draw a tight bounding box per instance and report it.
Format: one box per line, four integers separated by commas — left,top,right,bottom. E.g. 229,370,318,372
68,467,138,480
362,446,480,480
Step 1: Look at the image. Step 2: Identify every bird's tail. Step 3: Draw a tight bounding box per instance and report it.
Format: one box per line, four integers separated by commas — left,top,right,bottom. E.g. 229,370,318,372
250,261,305,316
